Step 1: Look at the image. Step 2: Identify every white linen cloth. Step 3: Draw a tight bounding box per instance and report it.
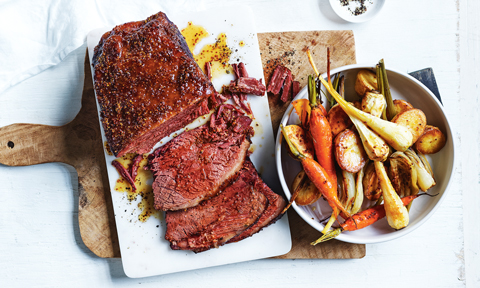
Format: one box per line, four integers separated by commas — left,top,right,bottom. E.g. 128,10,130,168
0,0,204,95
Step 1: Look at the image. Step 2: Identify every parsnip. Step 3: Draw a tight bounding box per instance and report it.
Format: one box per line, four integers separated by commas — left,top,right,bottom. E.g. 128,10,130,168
319,76,414,152
374,161,409,230
350,117,389,162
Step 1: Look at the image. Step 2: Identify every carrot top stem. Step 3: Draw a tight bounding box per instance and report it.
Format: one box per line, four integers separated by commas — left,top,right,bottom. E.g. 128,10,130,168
311,228,342,245
308,75,318,107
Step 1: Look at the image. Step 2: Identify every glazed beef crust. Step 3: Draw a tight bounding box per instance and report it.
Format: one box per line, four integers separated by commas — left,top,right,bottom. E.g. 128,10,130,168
93,12,215,157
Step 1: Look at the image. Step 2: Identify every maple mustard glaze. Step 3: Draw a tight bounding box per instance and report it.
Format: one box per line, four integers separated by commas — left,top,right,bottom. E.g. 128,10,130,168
181,22,233,78
114,154,161,222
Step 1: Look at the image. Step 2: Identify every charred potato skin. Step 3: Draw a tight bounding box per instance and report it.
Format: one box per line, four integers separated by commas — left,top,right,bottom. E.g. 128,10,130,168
415,125,447,154
355,69,378,97
334,129,367,173
391,108,427,143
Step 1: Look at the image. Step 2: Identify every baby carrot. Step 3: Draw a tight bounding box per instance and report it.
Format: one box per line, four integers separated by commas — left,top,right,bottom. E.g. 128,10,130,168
282,124,350,218
311,194,422,245
308,75,336,186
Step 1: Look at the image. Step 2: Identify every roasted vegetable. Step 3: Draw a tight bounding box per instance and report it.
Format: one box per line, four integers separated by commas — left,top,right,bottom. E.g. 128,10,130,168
415,125,446,154
404,149,436,191
389,152,418,198
361,91,386,118
375,161,409,230
341,170,356,214
281,124,351,218
285,170,322,209
320,74,414,152
355,69,378,97
363,161,382,201
292,99,312,128
311,194,422,244
308,75,337,187
334,129,367,173
327,104,353,136
391,108,427,143
283,125,315,159
391,99,414,118
351,117,389,161
352,164,365,214
376,60,396,120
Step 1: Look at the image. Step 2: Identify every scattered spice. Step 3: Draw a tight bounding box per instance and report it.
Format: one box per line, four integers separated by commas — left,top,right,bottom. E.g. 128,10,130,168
339,0,373,16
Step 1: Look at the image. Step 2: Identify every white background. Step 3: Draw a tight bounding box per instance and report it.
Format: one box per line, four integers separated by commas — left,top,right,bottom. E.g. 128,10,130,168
0,0,478,287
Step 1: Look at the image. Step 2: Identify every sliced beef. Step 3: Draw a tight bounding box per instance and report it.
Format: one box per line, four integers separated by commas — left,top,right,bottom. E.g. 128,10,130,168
92,12,216,157
165,162,268,252
227,161,286,243
266,65,288,95
229,77,266,96
280,69,293,102
146,105,254,211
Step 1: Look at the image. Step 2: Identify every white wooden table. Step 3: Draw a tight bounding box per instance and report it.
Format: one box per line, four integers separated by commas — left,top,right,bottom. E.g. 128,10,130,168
1,1,479,287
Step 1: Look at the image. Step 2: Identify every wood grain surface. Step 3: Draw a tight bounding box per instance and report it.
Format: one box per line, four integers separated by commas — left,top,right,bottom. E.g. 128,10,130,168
0,30,364,259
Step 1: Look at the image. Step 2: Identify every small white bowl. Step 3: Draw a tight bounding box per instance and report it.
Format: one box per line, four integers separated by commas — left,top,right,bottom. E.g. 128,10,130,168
275,64,456,244
329,0,385,23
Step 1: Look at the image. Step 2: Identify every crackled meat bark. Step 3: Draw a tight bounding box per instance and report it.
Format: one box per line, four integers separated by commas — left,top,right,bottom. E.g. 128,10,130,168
146,104,254,211
92,12,216,157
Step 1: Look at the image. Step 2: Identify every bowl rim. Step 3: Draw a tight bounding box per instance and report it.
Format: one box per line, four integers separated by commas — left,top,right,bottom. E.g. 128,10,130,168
275,63,457,244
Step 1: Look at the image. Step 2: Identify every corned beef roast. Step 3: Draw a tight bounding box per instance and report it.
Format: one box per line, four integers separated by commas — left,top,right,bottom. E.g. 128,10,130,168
146,104,254,211
92,12,216,157
165,160,286,252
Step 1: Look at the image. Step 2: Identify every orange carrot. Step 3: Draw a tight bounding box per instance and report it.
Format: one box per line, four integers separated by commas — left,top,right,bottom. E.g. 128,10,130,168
282,124,349,217
308,75,337,187
341,194,420,231
311,194,423,245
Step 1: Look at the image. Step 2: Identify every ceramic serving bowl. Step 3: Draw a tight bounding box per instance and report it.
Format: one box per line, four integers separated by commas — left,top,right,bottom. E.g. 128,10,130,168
275,64,456,244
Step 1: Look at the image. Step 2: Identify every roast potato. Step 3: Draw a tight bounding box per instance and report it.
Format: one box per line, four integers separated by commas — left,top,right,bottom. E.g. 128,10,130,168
291,170,322,206
334,129,367,173
327,104,352,136
415,125,446,154
355,69,378,97
391,108,427,143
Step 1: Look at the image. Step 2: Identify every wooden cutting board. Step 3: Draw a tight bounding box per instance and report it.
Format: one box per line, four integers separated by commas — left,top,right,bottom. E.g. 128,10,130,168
0,30,365,259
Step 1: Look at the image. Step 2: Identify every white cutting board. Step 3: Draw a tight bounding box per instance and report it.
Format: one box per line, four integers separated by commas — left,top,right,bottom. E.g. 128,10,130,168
87,6,291,278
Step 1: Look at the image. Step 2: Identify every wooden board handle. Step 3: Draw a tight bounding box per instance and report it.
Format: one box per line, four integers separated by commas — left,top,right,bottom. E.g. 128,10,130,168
0,123,71,166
